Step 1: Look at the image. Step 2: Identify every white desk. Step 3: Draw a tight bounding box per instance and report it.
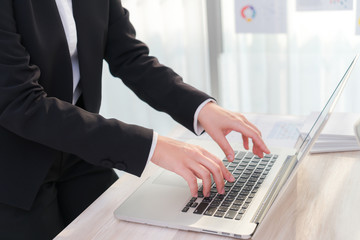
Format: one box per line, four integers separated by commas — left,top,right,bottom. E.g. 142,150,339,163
55,116,360,240
54,151,360,240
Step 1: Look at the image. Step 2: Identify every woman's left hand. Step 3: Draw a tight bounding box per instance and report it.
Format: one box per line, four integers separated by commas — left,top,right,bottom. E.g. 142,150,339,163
198,102,270,161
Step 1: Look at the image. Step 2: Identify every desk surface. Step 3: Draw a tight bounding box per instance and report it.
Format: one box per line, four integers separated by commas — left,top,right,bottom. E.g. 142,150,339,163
54,149,360,240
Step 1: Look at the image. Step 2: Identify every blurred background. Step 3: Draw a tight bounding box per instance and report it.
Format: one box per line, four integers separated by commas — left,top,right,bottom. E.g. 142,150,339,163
100,0,360,136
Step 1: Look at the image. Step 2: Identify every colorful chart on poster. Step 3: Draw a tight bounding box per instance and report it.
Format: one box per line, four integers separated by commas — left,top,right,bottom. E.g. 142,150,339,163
241,5,256,22
235,0,287,34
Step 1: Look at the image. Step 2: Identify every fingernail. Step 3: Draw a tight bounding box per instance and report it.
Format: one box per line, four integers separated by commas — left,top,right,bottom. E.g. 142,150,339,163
230,175,235,182
227,154,233,161
220,188,225,194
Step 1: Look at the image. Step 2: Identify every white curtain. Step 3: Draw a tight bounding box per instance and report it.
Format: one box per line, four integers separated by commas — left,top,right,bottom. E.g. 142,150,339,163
100,0,360,137
100,0,210,135
220,0,360,115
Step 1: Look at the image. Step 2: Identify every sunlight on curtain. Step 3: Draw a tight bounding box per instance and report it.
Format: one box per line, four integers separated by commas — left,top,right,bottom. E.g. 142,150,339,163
100,0,209,135
220,0,360,115
100,0,360,137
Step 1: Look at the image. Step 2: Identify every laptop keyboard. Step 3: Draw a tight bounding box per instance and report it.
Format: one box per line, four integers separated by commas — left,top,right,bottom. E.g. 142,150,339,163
181,151,277,220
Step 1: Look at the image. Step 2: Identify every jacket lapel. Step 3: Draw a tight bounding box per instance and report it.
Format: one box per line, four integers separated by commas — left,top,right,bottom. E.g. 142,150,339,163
72,0,108,112
13,0,74,102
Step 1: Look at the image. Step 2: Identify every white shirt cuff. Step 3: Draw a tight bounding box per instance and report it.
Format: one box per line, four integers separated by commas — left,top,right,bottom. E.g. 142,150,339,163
146,131,158,164
147,99,214,165
193,99,216,136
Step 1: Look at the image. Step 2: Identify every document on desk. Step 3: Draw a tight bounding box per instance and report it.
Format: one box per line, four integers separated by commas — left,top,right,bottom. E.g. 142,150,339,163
300,112,360,153
170,113,305,149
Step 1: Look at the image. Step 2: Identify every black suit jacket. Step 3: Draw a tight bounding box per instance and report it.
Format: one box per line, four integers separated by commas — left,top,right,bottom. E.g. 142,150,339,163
0,0,211,210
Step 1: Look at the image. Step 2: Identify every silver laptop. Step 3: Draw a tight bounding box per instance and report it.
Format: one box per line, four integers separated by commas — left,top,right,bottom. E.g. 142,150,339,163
114,54,359,239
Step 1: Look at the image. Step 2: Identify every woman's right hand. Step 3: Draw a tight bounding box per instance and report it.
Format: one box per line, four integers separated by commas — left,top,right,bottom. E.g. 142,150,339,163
150,135,235,197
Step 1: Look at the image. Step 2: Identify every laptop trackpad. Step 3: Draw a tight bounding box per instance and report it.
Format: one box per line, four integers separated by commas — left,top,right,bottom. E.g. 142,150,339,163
152,170,189,188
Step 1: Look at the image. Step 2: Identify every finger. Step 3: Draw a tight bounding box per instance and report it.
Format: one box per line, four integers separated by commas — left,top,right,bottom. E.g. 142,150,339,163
202,150,235,185
252,144,264,158
239,114,263,137
191,164,212,197
232,122,270,155
210,130,235,162
231,114,270,154
242,135,249,150
198,151,228,194
179,169,199,197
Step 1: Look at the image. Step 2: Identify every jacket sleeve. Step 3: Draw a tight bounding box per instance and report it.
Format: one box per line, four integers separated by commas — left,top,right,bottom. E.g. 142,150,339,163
0,0,152,177
104,0,214,132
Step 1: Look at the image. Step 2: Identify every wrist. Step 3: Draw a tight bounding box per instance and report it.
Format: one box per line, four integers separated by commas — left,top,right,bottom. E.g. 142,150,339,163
198,101,217,126
150,135,171,165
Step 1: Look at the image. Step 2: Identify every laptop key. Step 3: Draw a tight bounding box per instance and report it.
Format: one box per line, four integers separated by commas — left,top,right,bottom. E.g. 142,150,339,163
246,182,255,187
202,197,212,203
193,202,209,214
233,199,244,205
215,194,226,201
182,206,190,213
227,167,236,171
242,203,249,209
225,182,234,187
237,196,246,201
233,170,242,174
230,204,240,211
214,211,226,218
235,209,246,219
224,210,237,219
242,174,250,179
228,191,238,197
235,151,245,160
229,163,238,168
218,206,229,212
210,201,221,207
204,207,217,216
233,173,241,179
221,201,232,207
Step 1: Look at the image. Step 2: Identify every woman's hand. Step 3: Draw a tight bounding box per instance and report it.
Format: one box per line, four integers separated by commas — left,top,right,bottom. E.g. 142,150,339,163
150,102,270,198
198,102,270,161
150,135,235,197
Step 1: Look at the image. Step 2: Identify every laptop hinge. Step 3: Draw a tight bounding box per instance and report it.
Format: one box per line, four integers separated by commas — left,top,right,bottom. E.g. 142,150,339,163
252,155,298,224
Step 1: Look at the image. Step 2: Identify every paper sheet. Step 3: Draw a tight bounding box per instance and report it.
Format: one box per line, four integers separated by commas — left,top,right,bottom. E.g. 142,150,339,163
297,0,353,11
356,0,360,35
169,113,304,149
300,112,360,153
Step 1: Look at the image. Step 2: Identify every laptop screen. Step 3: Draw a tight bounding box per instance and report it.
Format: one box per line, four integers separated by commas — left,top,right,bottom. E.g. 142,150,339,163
295,54,359,162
